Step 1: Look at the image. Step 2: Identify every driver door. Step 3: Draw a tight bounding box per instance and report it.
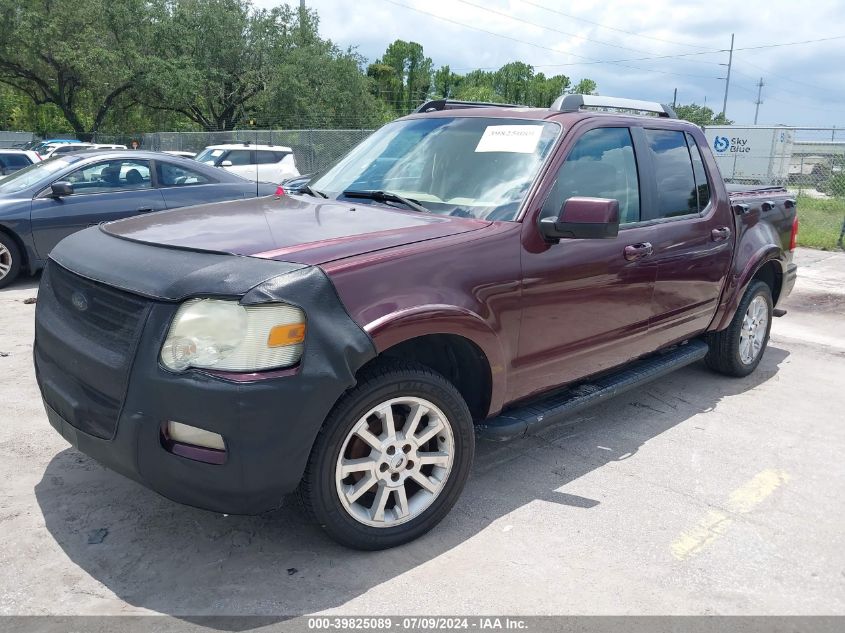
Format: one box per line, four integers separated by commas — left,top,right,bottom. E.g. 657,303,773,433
31,158,166,258
512,125,659,400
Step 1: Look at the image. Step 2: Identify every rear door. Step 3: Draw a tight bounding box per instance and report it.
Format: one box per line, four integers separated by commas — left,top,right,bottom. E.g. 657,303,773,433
642,128,735,348
514,124,660,399
31,158,166,257
155,159,250,208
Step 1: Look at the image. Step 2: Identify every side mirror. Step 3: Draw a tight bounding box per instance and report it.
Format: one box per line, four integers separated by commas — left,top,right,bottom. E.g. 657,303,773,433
220,160,233,167
539,197,620,240
51,181,74,197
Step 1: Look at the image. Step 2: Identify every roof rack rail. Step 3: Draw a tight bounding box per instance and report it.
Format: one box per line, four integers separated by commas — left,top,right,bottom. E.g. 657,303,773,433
552,94,677,119
414,99,521,113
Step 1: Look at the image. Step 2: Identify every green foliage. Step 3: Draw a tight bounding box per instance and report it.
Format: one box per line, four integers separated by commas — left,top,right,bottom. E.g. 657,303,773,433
0,0,156,139
795,195,845,251
674,103,733,126
368,40,433,115
0,3,599,134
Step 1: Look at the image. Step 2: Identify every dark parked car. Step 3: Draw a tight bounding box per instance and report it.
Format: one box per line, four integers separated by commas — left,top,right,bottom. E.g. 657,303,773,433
35,96,798,549
0,150,275,287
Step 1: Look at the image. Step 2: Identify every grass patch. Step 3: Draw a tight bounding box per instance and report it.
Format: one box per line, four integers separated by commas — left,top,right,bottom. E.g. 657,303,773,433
796,196,845,251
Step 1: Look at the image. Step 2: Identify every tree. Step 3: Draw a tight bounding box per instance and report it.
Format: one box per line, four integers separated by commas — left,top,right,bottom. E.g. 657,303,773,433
368,40,433,114
0,0,153,139
432,65,460,99
674,103,733,126
138,0,293,131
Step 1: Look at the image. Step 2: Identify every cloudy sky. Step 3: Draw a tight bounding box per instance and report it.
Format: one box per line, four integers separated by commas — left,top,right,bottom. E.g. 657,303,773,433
257,0,844,128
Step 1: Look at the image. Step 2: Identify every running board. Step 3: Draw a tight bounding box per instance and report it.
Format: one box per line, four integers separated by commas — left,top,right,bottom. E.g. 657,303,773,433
477,339,709,442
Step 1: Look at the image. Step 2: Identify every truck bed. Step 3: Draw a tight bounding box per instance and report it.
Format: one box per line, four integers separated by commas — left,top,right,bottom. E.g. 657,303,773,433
725,183,789,197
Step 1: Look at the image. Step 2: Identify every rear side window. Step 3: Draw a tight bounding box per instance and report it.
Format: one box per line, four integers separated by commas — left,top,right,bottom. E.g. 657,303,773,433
645,129,698,218
686,133,711,212
0,154,32,168
256,151,290,164
156,162,214,187
541,127,641,224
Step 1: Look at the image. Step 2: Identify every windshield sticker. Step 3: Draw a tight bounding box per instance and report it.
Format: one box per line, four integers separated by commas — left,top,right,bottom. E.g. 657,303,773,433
475,125,544,153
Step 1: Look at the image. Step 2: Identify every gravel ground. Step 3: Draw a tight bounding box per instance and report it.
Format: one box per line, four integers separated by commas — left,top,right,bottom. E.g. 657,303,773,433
0,248,843,620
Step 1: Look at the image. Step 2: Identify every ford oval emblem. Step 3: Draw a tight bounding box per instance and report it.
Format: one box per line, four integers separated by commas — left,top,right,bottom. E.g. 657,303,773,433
71,291,89,312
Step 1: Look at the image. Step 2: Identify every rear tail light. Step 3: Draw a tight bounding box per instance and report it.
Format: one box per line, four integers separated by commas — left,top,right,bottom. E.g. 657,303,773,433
789,215,799,251
274,185,285,198
36,153,42,160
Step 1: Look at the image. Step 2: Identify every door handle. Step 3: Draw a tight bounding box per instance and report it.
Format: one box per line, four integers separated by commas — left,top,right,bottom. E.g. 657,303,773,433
136,207,154,213
624,242,653,261
711,226,731,241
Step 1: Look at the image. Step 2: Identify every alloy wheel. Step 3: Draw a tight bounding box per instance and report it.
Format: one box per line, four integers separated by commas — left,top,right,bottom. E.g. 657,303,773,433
739,294,769,364
335,396,455,528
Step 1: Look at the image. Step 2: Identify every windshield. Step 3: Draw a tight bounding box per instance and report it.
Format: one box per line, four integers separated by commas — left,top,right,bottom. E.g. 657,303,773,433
195,148,225,165
312,117,560,221
0,157,74,194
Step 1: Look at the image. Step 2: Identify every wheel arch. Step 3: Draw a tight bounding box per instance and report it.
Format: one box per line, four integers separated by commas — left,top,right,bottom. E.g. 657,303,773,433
711,246,785,332
364,305,507,419
0,225,29,269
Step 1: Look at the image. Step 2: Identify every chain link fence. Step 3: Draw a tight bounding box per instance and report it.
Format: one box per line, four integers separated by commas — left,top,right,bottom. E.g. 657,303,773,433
0,131,36,148
700,126,844,250
103,129,377,175
37,124,845,251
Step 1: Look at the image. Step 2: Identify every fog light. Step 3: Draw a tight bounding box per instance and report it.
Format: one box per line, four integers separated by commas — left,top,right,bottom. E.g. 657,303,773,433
166,421,225,450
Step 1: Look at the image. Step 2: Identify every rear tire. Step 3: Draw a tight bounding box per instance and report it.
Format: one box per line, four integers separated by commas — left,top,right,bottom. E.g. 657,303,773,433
706,280,773,377
0,233,22,289
299,360,475,550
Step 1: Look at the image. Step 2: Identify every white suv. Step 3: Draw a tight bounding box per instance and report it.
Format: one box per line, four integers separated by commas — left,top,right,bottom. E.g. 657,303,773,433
195,143,299,183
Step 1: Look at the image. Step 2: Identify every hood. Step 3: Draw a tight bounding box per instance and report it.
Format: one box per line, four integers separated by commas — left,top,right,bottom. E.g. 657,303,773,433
102,194,491,265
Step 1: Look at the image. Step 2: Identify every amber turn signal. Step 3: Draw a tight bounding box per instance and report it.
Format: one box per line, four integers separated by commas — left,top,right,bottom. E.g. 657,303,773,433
267,323,306,347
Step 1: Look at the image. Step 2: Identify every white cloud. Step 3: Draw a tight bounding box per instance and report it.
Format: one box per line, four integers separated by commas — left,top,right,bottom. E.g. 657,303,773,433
258,0,845,126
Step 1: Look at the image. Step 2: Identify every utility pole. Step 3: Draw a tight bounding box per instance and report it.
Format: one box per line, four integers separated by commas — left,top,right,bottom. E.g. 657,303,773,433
753,77,764,124
672,88,677,108
721,33,734,119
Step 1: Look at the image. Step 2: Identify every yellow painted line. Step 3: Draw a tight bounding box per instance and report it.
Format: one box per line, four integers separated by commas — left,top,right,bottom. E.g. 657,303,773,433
671,469,790,561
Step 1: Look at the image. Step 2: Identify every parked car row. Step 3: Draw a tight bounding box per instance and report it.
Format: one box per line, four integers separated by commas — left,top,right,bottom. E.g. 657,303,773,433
0,149,276,287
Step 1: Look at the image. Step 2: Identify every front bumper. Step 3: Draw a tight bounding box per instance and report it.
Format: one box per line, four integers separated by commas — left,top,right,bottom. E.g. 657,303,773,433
38,316,329,515
35,228,376,515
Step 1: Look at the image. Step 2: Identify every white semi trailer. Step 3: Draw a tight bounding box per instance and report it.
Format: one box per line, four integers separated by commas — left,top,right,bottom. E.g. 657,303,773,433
704,126,794,185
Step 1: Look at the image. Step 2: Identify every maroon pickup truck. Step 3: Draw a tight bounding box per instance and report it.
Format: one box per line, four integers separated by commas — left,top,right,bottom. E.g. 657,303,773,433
35,95,798,549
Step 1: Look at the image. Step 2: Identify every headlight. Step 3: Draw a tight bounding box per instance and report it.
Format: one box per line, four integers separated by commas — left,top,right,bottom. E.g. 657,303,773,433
160,299,306,372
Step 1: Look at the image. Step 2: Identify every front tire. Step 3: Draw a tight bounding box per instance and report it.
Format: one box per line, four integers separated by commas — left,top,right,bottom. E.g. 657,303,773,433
706,280,773,377
0,233,22,289
300,360,475,550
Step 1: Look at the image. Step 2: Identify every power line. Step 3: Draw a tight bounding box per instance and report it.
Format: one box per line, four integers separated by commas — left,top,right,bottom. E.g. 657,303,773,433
382,0,722,80
517,0,710,50
454,0,713,60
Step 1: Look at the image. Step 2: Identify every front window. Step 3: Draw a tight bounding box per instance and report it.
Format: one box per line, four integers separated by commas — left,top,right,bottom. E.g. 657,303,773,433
312,117,560,221
65,159,152,193
0,157,75,194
